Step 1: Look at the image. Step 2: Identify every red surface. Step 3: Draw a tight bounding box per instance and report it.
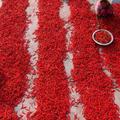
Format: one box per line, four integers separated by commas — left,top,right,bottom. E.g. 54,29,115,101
32,0,70,120
0,0,30,119
0,102,18,119
99,5,120,88
95,31,112,43
70,0,120,120
0,0,120,119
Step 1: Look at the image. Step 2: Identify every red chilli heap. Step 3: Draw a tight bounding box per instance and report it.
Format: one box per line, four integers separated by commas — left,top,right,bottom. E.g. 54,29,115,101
70,0,120,120
0,0,30,119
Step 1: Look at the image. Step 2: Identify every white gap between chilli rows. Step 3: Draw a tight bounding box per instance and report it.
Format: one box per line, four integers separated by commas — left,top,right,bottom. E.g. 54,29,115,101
0,0,2,8
59,1,85,120
14,0,39,120
99,48,120,112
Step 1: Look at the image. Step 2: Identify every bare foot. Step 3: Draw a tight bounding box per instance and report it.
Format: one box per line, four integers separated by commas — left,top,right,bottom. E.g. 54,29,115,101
91,4,95,13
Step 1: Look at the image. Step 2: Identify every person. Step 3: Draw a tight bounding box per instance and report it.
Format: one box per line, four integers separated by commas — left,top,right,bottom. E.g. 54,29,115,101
95,0,113,17
92,0,113,18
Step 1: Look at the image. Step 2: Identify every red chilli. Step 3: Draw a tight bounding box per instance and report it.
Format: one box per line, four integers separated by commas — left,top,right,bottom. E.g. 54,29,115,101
32,1,70,120
95,31,112,44
70,0,120,120
0,0,30,119
100,4,120,88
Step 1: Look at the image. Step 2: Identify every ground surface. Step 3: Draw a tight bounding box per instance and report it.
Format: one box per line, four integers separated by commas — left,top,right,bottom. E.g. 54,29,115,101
0,0,120,120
